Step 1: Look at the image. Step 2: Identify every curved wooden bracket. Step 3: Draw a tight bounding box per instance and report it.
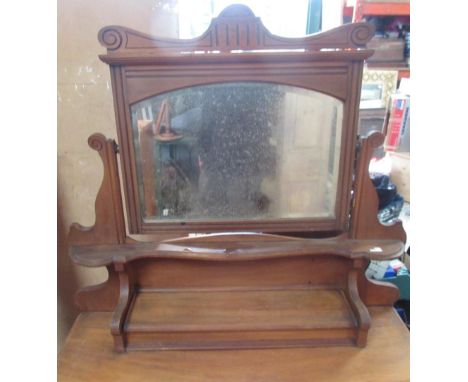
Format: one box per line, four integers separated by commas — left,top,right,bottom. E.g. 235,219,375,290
111,262,135,353
362,277,400,307
346,268,371,347
350,131,407,243
355,258,400,307
74,265,120,312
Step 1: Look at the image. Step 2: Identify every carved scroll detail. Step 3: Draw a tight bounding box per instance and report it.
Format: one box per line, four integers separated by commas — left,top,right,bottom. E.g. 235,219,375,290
98,4,375,55
350,23,375,47
98,27,126,51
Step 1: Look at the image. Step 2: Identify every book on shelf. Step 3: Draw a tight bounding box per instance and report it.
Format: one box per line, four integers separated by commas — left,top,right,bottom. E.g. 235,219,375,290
384,94,410,152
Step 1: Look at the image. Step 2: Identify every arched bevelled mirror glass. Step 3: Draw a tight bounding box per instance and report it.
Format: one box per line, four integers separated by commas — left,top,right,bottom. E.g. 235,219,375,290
130,82,343,222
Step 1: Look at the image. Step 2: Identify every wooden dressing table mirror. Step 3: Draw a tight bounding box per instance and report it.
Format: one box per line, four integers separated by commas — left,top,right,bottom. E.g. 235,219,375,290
61,5,408,379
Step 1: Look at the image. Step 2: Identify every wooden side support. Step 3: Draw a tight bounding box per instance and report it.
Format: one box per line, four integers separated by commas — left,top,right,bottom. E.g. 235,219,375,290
69,133,126,245
346,263,371,347
350,131,405,306
350,130,406,243
68,133,127,312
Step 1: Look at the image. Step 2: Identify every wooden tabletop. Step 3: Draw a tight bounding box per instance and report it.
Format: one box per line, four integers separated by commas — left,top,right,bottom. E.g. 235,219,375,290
58,307,409,382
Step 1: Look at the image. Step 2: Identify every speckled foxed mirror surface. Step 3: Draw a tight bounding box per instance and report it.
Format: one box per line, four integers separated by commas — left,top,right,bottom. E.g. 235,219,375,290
131,82,343,223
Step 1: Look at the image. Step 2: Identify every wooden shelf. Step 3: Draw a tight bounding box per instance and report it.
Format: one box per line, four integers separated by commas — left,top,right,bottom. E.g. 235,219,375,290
58,308,410,382
354,1,410,21
124,287,358,350
70,235,404,352
70,234,404,351
353,1,410,77
70,236,405,267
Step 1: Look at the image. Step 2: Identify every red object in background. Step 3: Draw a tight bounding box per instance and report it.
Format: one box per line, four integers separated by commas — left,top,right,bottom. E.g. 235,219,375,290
343,5,354,18
353,1,410,22
384,95,409,152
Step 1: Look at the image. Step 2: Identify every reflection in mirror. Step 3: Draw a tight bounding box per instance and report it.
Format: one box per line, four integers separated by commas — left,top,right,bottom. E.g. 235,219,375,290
131,83,343,222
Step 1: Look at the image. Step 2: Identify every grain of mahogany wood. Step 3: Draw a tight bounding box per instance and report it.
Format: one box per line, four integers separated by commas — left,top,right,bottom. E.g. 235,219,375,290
58,307,409,382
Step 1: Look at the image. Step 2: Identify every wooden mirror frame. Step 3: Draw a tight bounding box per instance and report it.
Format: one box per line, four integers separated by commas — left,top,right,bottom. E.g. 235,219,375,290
98,4,375,235
68,6,409,352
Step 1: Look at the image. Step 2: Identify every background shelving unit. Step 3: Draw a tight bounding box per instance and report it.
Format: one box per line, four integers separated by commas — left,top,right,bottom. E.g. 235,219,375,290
349,0,410,81
353,0,410,22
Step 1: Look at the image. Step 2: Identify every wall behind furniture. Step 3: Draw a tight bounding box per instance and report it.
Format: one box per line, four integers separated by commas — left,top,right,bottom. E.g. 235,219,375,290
57,0,178,351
